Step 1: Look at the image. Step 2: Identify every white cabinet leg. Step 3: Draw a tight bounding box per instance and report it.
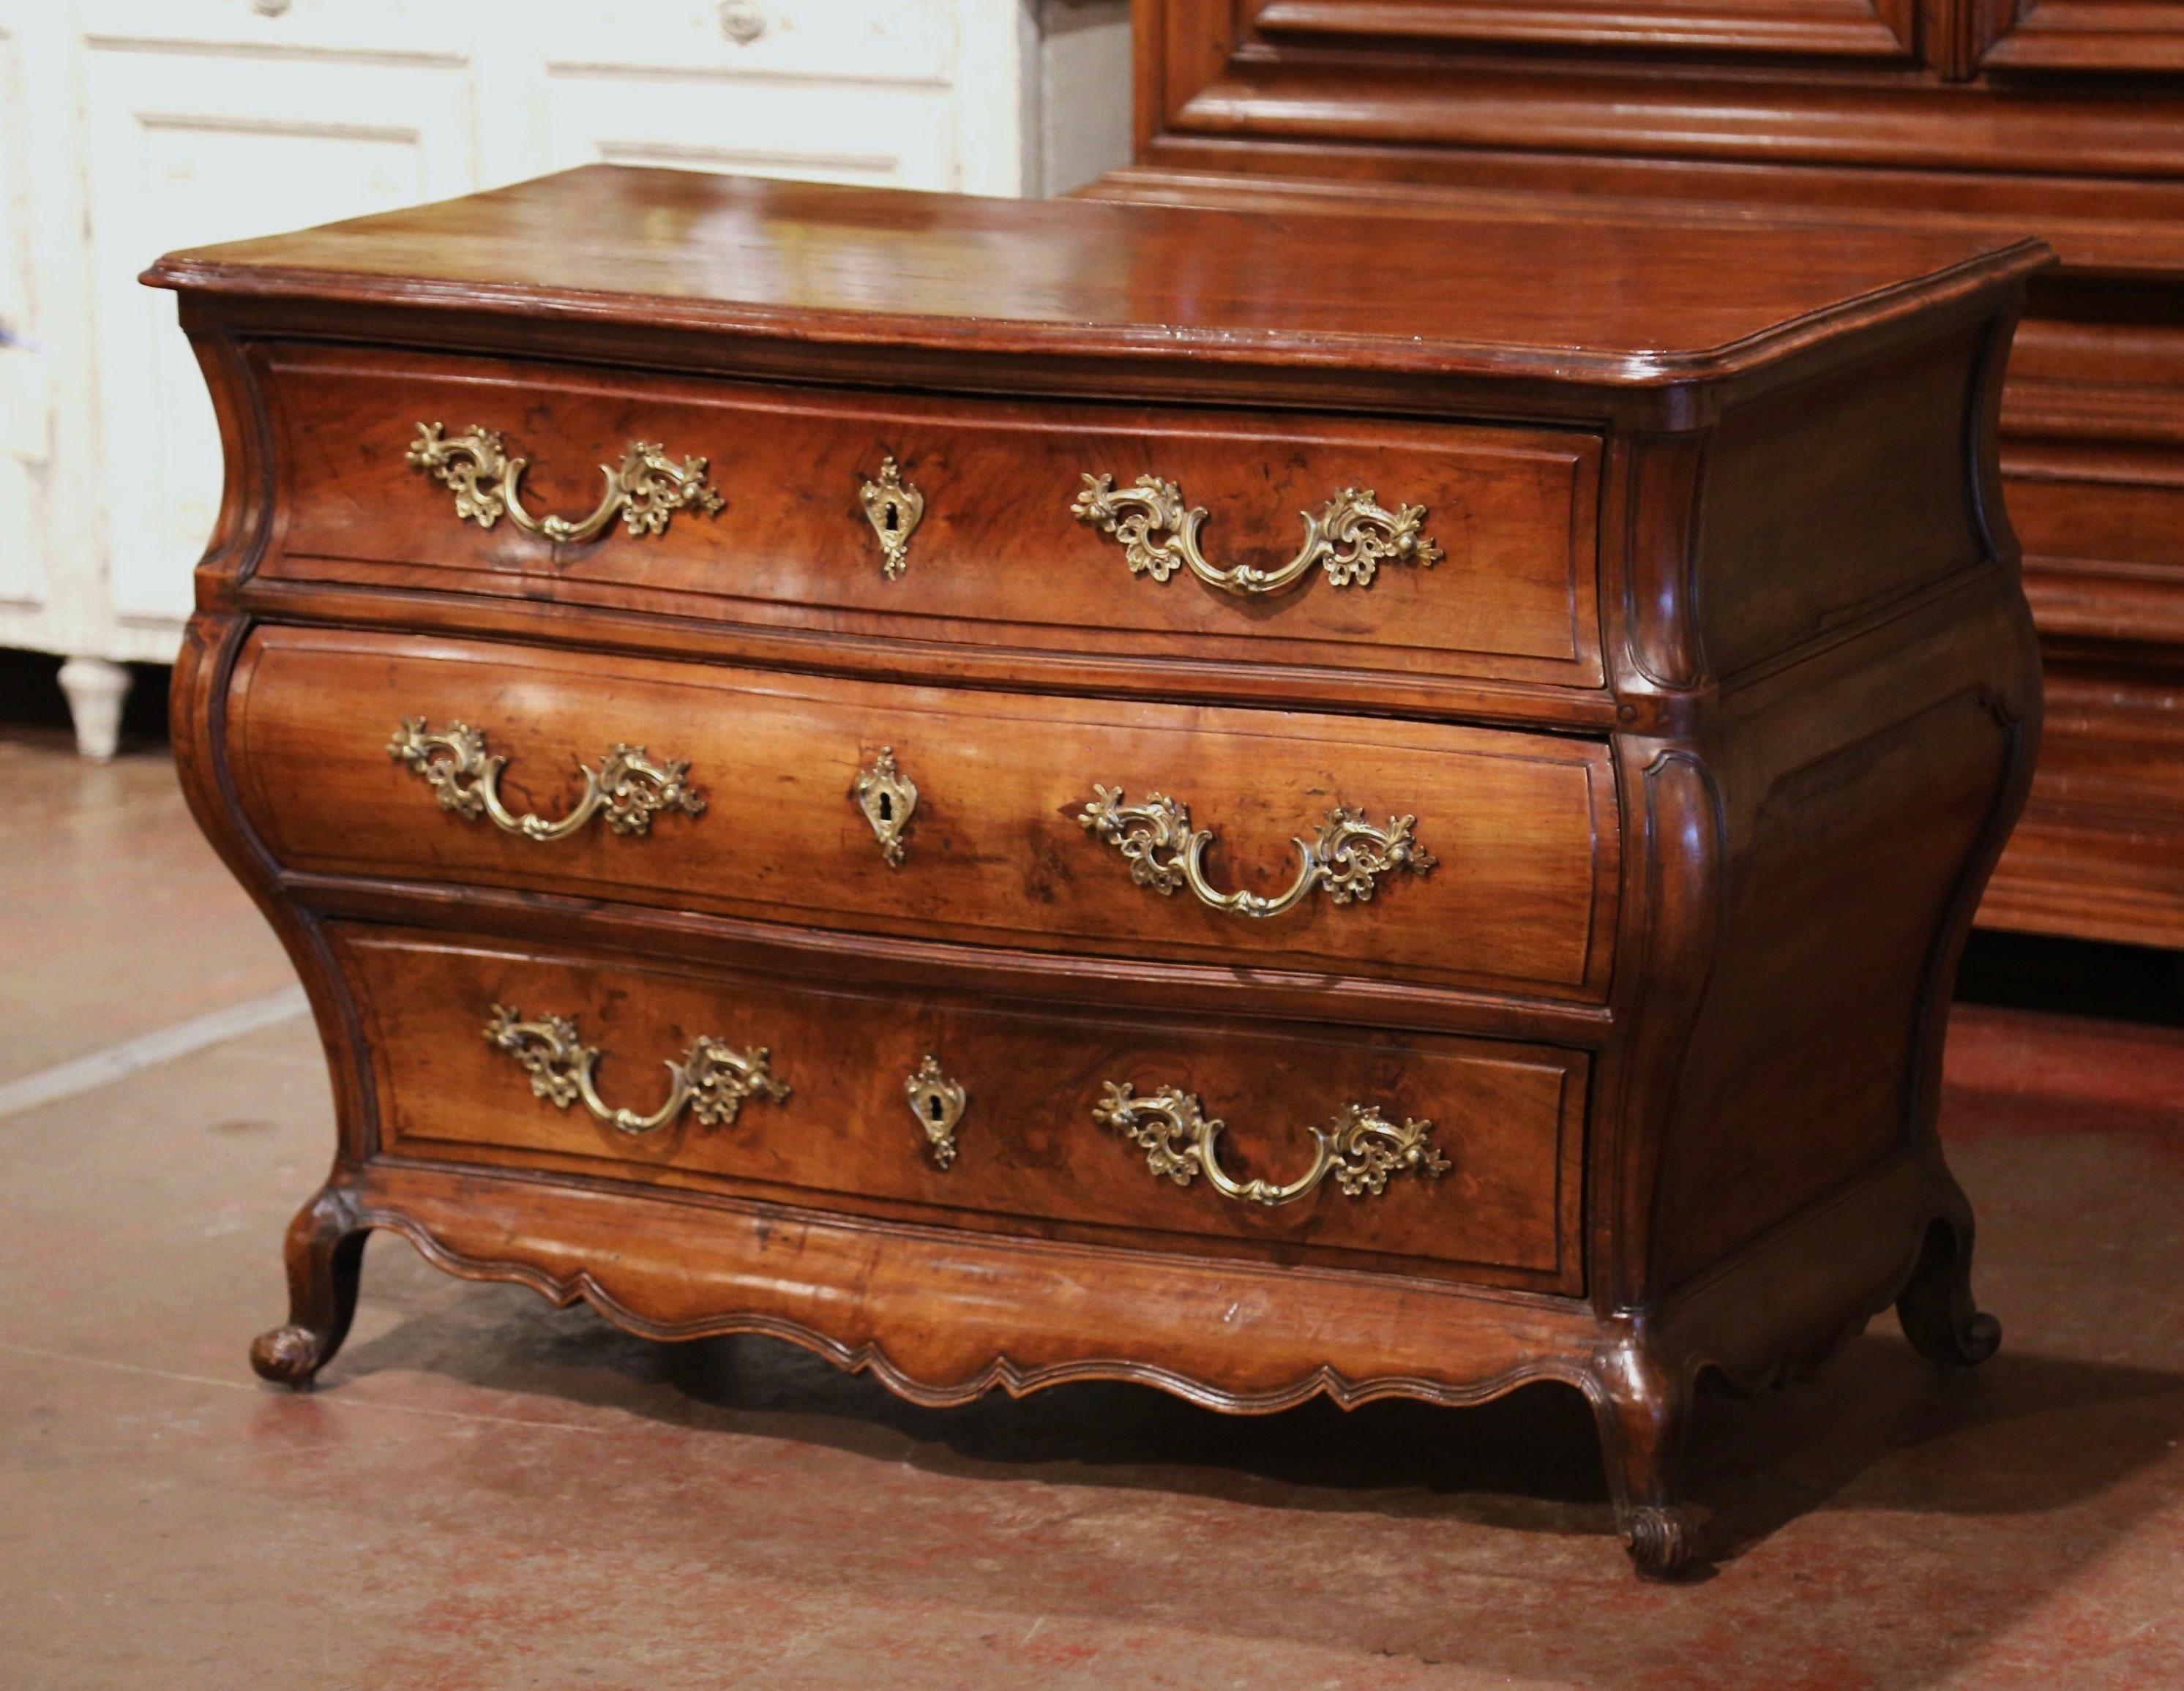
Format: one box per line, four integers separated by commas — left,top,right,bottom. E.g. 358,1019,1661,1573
57,657,132,761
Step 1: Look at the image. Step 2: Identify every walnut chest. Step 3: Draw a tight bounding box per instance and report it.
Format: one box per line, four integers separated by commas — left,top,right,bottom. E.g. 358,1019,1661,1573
146,167,2051,1576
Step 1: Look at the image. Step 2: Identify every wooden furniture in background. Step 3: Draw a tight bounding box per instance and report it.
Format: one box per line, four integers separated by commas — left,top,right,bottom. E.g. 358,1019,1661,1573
150,166,2046,1575
0,0,1128,756
1098,0,2184,952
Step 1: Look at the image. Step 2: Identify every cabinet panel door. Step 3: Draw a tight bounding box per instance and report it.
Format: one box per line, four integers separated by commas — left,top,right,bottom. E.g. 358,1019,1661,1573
1249,0,1921,60
534,64,958,192
534,0,953,85
0,14,43,616
526,0,979,195
78,0,455,54
1970,0,2184,72
81,45,476,629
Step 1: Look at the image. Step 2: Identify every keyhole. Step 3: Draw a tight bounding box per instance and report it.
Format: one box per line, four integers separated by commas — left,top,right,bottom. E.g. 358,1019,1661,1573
878,792,894,822
927,1095,945,1122
883,501,900,533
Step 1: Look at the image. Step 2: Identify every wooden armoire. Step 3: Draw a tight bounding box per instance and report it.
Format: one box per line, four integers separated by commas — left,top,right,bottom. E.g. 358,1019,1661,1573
1093,0,2184,951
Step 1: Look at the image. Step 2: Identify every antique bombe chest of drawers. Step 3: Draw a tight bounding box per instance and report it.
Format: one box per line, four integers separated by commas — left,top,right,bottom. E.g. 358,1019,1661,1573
147,168,2050,1576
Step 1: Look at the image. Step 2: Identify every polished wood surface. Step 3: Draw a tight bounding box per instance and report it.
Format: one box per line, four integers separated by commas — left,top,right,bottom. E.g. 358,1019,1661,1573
144,163,2043,394
1111,0,2184,951
337,923,1586,1291
256,342,1605,690
230,626,1618,1000
1246,0,1929,59
157,165,2046,1578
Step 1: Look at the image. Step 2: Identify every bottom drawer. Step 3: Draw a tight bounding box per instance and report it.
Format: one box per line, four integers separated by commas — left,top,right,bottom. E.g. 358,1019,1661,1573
332,925,1587,1294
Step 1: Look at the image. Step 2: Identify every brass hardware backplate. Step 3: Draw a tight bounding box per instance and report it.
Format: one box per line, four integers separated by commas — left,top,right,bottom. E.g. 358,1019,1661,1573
390,719,704,841
408,422,723,544
1093,1081,1447,1207
852,746,919,867
1071,474,1441,597
485,1005,788,1136
904,1055,968,1169
860,456,925,579
1077,786,1433,918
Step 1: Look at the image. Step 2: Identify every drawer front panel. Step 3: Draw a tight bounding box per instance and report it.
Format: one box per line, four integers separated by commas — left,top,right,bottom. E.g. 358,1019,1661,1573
536,1,954,84
258,345,1605,689
233,628,1618,1000
81,0,450,51
337,924,1587,1291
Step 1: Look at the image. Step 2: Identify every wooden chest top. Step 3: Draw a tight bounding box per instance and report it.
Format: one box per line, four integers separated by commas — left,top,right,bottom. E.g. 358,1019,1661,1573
145,165,2047,421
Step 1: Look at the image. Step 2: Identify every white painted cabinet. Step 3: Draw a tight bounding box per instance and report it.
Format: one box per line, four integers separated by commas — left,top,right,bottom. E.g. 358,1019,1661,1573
82,35,479,631
0,0,1129,754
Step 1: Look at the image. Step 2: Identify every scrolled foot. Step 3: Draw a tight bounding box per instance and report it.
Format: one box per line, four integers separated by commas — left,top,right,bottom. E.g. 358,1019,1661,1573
1591,1330,1702,1581
254,1183,367,1390
1904,1301,2002,1370
1623,1504,1696,1580
1958,1309,2002,1365
250,1323,332,1388
1897,1218,2001,1371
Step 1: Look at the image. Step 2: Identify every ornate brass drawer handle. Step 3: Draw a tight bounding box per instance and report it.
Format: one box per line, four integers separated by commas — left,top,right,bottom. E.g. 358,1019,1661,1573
389,719,705,841
1071,474,1442,597
1077,786,1434,919
485,1005,788,1136
1094,1082,1446,1207
408,422,724,544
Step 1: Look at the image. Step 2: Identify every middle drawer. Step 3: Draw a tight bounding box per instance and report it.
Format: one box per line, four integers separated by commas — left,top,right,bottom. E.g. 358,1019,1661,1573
229,626,1618,1002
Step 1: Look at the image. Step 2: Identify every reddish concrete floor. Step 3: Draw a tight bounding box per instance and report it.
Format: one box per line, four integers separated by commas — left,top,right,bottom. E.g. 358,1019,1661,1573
3,733,2183,1688
0,729,294,1082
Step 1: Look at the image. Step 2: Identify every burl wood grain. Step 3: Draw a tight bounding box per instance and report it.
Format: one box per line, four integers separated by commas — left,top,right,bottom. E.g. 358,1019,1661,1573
257,344,1604,691
336,923,1586,1292
228,625,1620,1002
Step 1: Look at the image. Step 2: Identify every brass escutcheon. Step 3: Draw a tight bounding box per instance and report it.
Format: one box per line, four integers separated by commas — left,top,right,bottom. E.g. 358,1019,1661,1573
853,746,919,867
860,456,925,579
904,1055,968,1169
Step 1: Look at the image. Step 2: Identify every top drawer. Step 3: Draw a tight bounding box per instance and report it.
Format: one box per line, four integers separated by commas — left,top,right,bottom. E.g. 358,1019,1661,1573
252,345,1605,691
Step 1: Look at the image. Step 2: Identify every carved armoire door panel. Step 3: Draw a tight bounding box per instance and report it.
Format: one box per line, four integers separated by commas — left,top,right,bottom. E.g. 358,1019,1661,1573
1244,0,1922,61
1954,0,2184,72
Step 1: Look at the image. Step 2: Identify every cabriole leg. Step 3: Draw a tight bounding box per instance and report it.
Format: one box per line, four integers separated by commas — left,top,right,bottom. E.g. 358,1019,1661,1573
1593,1336,1697,1579
1896,1211,2002,1370
250,1183,367,1389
